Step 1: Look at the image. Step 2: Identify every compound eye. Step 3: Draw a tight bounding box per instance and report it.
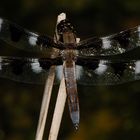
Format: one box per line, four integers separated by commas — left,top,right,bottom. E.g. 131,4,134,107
57,19,75,35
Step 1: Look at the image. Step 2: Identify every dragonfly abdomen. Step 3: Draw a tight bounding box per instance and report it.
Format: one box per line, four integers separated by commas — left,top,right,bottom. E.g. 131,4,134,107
63,60,80,129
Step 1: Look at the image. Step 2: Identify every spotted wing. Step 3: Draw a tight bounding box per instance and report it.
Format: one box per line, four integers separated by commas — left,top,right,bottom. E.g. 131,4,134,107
0,56,63,84
1,56,140,86
74,58,140,85
0,18,63,58
77,26,140,59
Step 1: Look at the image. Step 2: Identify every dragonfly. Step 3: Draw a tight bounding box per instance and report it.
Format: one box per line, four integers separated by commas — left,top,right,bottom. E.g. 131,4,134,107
0,13,140,129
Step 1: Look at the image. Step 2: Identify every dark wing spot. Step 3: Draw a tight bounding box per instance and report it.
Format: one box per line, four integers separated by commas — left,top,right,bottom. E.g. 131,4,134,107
111,62,126,76
36,35,53,47
9,24,23,42
10,59,27,75
92,38,102,51
77,38,102,52
76,57,99,70
39,58,63,70
113,30,131,48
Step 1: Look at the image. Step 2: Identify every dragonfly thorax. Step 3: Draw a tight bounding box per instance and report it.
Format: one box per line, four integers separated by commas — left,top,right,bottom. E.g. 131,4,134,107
61,49,77,62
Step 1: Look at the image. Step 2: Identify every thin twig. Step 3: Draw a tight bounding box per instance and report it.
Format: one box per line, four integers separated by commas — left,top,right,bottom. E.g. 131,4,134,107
35,66,55,140
48,13,67,140
35,13,67,140
48,70,66,140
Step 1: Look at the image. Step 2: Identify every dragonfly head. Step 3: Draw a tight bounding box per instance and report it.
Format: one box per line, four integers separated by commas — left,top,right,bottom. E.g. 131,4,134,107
56,13,77,47
57,19,77,46
57,19,76,35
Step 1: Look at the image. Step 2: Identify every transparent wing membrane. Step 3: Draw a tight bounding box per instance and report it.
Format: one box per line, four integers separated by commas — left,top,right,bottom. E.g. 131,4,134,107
0,17,140,86
0,18,62,58
0,57,140,85
0,56,62,84
76,59,140,85
77,26,140,58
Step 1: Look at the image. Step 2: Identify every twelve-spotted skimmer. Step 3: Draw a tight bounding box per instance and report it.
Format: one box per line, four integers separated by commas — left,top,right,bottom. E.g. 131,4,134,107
0,13,140,129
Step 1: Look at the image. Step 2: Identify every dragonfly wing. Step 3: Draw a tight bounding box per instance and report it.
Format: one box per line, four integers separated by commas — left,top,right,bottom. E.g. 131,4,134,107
75,58,140,85
0,18,63,58
0,56,63,84
77,26,140,58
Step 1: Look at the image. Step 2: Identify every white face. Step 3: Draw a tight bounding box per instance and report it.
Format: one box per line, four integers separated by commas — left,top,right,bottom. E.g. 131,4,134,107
57,13,66,24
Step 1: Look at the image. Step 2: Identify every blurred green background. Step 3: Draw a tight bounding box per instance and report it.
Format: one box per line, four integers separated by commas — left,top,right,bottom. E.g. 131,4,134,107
0,0,140,140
